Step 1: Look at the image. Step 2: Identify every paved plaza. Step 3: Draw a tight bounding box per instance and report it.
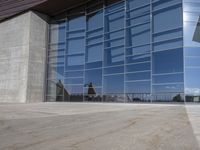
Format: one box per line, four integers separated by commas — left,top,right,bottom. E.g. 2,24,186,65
0,103,199,150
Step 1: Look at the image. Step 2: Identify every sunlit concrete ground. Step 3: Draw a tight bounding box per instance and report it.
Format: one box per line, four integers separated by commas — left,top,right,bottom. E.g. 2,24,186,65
0,102,199,150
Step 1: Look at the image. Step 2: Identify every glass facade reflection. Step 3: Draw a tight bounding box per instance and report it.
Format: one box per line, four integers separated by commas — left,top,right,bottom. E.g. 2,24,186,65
46,0,200,103
184,0,200,102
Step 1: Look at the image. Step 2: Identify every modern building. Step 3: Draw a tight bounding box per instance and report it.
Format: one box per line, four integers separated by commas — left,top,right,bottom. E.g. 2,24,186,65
0,0,200,103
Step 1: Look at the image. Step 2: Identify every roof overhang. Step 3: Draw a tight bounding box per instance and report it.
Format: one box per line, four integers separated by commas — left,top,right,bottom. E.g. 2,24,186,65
0,0,87,22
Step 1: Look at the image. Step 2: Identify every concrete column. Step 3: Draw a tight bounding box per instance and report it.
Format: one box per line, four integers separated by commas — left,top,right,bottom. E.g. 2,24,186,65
0,11,48,103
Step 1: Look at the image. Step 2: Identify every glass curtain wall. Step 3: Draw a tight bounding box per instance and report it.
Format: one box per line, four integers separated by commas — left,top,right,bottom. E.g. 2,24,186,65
152,0,184,102
183,0,200,102
47,0,184,102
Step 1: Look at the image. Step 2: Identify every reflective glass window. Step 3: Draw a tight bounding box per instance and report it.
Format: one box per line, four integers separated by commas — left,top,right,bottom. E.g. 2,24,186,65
104,66,124,74
153,38,183,51
85,69,102,86
126,53,151,64
153,73,184,84
126,23,150,47
68,15,86,31
64,78,83,84
86,44,103,63
153,49,183,74
152,84,184,93
127,0,150,10
104,46,124,66
126,45,150,55
104,74,124,93
126,81,151,93
65,71,83,78
68,38,85,54
64,85,83,94
105,10,124,32
153,28,183,42
127,14,150,27
126,62,151,72
128,6,150,19
126,72,151,81
185,68,200,95
153,0,181,10
153,5,183,33
87,11,103,31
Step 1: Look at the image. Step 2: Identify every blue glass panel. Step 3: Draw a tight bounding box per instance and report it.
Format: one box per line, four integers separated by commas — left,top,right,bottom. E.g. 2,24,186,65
86,62,102,69
87,28,103,38
153,28,183,42
127,0,150,10
64,85,83,94
126,53,150,64
105,10,124,32
127,14,150,26
86,44,103,63
126,81,151,93
126,62,151,72
128,6,150,18
85,69,102,86
152,84,184,93
67,55,84,66
87,35,103,45
68,16,86,31
64,78,83,84
153,5,183,33
84,88,102,95
185,68,200,95
104,46,124,66
126,23,150,47
105,38,124,48
105,30,124,39
104,66,124,74
68,37,85,54
184,2,200,14
185,57,200,67
153,38,183,51
126,72,151,81
68,31,85,38
104,74,124,93
153,73,184,84
66,55,84,70
126,45,150,55
87,11,103,31
106,1,124,13
183,12,200,23
185,47,200,57
153,49,183,74
65,71,83,78
153,0,181,10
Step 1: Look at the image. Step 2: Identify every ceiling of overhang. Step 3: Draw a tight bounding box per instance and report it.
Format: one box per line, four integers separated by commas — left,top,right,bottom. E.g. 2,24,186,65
32,0,87,16
0,0,87,22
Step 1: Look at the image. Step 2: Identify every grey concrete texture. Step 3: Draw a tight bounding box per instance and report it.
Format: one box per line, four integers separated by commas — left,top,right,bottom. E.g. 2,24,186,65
0,103,199,150
0,11,48,103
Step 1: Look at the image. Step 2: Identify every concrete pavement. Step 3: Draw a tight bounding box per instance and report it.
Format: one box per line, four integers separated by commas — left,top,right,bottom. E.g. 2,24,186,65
0,102,199,150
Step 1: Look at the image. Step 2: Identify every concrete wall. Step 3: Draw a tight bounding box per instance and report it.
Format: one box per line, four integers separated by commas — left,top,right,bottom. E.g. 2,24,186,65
0,11,48,103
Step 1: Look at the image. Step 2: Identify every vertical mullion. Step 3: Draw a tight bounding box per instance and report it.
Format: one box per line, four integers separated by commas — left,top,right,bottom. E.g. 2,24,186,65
124,0,126,103
150,0,153,103
102,0,106,102
182,0,186,103
65,14,69,101
84,4,87,102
